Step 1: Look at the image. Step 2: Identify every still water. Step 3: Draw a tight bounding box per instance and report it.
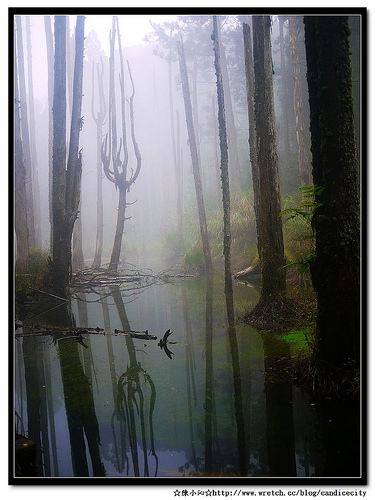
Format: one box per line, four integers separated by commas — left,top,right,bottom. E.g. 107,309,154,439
14,275,360,478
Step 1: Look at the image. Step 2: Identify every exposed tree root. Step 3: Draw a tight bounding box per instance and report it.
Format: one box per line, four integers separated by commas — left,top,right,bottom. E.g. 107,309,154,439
293,357,360,401
243,289,316,331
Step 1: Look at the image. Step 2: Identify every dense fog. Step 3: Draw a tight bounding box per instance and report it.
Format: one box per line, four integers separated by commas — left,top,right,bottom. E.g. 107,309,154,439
18,14,298,272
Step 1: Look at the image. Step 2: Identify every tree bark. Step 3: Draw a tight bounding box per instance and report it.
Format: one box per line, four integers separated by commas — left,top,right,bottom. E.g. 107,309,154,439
278,16,290,157
177,37,213,274
217,19,241,191
15,16,36,248
252,16,286,302
289,16,312,186
52,15,85,295
25,16,42,248
44,16,54,252
213,15,232,297
14,29,29,266
243,20,261,258
304,16,360,366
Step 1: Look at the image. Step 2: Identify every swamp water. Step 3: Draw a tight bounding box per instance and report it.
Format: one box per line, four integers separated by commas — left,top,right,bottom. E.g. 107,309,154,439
14,275,360,478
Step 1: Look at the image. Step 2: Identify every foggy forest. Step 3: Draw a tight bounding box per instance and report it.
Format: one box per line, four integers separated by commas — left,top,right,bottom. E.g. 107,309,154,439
12,10,364,482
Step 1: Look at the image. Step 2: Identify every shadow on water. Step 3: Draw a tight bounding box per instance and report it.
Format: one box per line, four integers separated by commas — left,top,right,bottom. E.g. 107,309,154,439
14,275,361,478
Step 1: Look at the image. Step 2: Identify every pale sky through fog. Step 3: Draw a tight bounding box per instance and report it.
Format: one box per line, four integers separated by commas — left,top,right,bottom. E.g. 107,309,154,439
85,14,177,52
27,13,176,109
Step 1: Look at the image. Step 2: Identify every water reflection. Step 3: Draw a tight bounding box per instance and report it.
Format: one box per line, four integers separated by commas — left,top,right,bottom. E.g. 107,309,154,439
110,285,158,476
14,276,360,478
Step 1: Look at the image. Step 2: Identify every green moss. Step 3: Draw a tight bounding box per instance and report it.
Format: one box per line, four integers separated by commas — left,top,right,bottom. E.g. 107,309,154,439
280,327,314,357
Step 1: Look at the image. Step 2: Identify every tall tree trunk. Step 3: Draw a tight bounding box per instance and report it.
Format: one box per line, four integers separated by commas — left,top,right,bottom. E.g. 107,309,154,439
51,15,68,292
91,59,106,268
217,19,241,191
177,37,213,274
14,30,29,266
211,94,222,205
253,15,286,302
44,16,54,252
243,20,261,258
278,16,290,157
304,16,360,366
167,37,183,245
52,15,85,295
213,16,247,475
72,202,85,271
213,16,232,299
176,109,184,239
15,16,36,248
289,16,312,186
102,17,141,272
25,16,42,248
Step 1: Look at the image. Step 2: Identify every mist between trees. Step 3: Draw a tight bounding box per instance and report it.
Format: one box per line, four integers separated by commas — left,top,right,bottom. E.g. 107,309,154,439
14,12,362,370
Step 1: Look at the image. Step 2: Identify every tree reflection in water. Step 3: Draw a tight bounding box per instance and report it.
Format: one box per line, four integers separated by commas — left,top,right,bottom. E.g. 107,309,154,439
109,286,158,477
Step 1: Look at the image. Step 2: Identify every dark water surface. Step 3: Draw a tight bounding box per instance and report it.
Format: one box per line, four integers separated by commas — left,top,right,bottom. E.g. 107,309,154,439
14,276,361,479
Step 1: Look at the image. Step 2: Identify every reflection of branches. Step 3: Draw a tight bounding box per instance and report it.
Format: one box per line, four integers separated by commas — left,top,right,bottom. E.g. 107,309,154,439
112,363,158,476
70,266,195,303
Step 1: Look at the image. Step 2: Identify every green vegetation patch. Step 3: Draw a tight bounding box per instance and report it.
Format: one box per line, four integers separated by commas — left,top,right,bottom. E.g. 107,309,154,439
279,327,313,357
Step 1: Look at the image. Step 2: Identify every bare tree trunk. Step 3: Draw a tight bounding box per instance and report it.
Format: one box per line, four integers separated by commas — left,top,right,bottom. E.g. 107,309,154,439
72,202,85,271
14,30,29,266
15,16,35,248
304,16,360,366
51,15,68,289
175,109,184,239
213,16,232,298
67,20,84,270
52,15,85,295
252,15,286,302
211,94,222,205
110,188,127,270
243,20,261,258
167,34,183,243
91,59,106,268
279,16,290,157
102,17,141,272
214,19,247,470
289,16,312,186
217,20,241,191
177,37,213,274
44,16,54,252
25,16,42,248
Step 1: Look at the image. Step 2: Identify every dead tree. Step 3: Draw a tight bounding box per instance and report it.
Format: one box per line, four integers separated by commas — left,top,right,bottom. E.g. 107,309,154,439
51,15,85,295
91,58,106,268
102,16,142,272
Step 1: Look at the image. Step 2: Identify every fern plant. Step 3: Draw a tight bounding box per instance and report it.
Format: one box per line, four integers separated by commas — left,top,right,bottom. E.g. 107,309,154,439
280,185,323,275
280,185,324,221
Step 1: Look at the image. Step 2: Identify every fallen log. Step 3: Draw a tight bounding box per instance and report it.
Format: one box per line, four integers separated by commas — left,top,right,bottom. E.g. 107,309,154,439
14,324,157,341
